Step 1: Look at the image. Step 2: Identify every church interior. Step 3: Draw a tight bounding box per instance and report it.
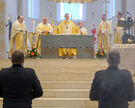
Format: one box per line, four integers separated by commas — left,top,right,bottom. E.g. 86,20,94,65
0,0,135,108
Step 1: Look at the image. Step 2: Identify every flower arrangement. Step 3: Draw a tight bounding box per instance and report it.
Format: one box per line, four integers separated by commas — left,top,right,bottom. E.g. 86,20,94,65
26,46,40,58
95,45,108,59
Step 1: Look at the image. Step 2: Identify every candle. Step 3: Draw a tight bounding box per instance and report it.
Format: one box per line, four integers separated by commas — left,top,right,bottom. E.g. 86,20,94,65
33,20,35,33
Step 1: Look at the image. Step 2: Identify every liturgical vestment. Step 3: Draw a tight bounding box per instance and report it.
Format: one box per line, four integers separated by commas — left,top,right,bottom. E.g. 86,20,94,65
57,20,78,57
9,20,27,56
35,22,53,53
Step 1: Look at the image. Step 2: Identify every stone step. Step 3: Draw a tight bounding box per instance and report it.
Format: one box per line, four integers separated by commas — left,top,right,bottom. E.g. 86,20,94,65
41,81,92,89
35,67,99,74
43,89,90,98
37,73,94,81
32,98,135,108
0,98,135,108
0,98,96,108
0,59,107,72
32,98,97,107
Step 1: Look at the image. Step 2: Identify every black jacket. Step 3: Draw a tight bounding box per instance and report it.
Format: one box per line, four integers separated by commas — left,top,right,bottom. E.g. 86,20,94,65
90,66,135,108
0,64,43,108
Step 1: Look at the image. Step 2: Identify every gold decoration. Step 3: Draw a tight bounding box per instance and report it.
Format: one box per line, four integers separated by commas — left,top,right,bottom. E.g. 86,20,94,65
102,0,110,14
48,0,96,3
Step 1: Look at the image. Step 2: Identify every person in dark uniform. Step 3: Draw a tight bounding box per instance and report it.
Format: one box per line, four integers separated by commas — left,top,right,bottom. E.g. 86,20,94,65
90,51,135,108
0,50,43,108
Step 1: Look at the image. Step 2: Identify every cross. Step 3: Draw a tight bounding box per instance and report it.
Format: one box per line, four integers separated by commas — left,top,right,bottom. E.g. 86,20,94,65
102,0,110,15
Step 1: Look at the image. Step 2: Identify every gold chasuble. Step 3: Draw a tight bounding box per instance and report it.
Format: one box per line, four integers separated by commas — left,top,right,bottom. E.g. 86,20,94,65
97,20,112,51
57,20,78,58
35,22,53,53
9,20,27,56
114,17,125,44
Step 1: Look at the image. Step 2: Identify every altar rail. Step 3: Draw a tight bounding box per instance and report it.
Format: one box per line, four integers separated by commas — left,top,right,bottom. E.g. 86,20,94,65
41,35,94,59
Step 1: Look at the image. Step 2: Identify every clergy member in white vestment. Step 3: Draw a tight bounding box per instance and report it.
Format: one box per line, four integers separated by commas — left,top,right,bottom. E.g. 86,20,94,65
114,12,125,44
97,14,112,51
9,16,27,56
78,22,88,35
35,17,53,53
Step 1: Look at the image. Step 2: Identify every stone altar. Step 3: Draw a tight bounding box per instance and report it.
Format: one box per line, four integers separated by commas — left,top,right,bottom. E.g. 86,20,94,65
41,35,94,59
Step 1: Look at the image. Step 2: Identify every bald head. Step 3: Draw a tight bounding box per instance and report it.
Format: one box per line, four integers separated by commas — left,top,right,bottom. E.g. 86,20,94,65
18,16,24,23
42,17,48,24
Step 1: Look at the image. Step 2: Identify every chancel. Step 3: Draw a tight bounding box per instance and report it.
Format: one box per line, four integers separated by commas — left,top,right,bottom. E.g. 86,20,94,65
0,0,135,108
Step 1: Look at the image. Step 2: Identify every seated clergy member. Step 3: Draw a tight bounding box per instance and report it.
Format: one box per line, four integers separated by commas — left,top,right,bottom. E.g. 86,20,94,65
0,50,43,108
35,17,53,53
9,16,27,57
90,51,135,108
58,13,78,59
77,22,88,35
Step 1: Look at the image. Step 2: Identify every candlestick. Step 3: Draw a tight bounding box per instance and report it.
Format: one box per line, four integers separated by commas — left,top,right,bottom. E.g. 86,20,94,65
33,20,35,33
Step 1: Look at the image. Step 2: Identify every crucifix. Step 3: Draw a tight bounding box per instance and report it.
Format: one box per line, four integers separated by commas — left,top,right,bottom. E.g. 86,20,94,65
102,0,110,15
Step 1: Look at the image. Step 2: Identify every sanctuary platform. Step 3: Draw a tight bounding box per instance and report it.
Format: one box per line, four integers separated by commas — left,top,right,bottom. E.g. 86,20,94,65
0,59,135,108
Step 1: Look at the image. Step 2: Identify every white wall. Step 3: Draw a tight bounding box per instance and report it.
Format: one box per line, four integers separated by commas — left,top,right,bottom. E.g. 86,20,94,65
5,0,17,57
126,0,135,19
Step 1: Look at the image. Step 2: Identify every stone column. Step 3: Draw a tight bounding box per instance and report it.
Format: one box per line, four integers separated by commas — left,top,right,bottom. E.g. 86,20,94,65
0,0,6,59
17,0,23,16
121,0,126,18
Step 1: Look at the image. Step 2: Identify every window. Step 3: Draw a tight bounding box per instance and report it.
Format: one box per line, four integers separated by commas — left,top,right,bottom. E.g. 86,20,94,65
28,0,40,19
57,3,86,21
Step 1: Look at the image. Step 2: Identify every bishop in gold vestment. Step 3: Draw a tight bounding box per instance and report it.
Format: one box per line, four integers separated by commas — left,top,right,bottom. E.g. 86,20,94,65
35,17,53,53
9,16,27,56
97,14,112,51
57,13,78,58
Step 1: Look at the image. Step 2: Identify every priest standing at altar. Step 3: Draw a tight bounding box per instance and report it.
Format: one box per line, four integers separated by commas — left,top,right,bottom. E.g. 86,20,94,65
35,17,53,53
57,13,78,59
9,16,27,57
97,14,112,51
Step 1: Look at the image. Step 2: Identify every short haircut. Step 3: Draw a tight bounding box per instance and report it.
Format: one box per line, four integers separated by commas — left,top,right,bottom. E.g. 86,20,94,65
107,51,120,66
102,14,106,16
65,13,69,17
118,12,122,17
11,50,24,64
17,16,21,20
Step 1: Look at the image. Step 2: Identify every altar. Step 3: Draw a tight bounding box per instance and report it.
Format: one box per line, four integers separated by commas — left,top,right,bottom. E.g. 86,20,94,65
112,44,135,72
41,35,94,59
